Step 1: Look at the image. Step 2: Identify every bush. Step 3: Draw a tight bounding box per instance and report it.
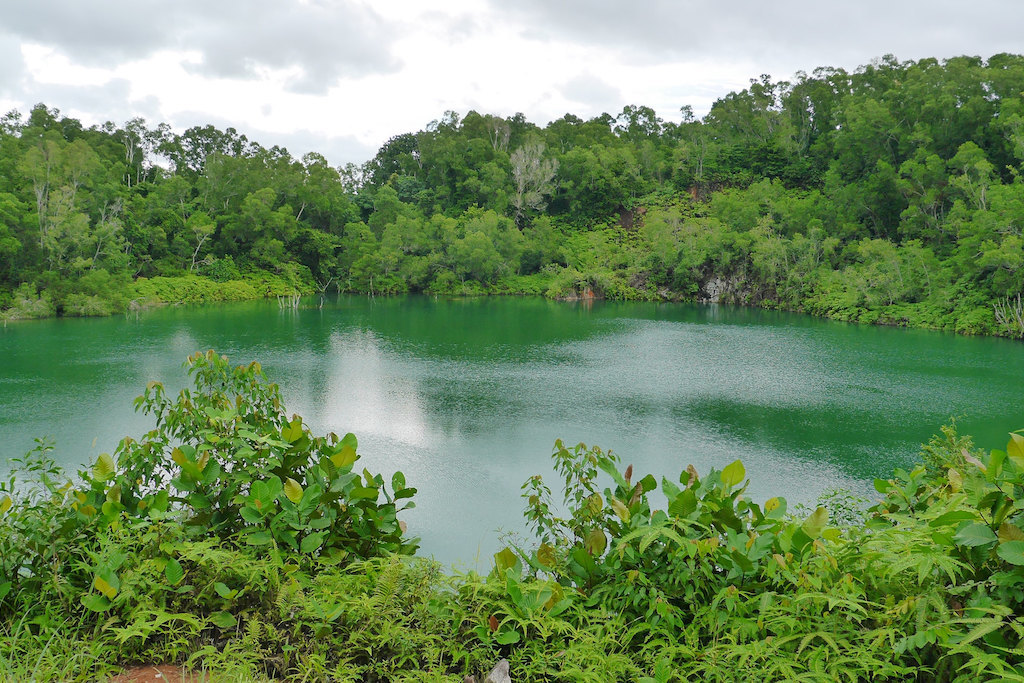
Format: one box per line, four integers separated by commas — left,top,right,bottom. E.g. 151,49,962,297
4,356,1024,681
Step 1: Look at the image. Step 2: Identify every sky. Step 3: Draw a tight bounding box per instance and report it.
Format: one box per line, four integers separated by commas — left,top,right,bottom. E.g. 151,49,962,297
0,0,1022,167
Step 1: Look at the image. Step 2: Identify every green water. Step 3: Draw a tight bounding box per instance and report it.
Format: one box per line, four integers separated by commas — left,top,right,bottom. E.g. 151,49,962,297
2,296,1023,566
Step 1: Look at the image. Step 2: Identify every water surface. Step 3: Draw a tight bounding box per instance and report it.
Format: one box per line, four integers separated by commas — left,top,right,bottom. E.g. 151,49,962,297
2,296,1022,566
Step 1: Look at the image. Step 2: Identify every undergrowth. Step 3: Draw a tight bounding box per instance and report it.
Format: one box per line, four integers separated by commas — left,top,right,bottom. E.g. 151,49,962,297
2,352,1023,681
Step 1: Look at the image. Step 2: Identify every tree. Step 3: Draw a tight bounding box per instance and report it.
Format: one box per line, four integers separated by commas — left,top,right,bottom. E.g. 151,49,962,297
510,141,557,227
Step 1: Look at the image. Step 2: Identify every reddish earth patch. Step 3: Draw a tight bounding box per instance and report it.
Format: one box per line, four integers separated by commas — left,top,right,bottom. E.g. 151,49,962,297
106,665,208,683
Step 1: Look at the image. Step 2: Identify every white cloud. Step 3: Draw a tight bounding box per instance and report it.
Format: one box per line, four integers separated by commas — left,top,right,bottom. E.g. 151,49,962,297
1,0,1019,166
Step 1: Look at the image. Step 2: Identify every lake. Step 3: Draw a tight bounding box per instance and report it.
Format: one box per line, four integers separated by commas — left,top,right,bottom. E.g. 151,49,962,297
2,295,1022,567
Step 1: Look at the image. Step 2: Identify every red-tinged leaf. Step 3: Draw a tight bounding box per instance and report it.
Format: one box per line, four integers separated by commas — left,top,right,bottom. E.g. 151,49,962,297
962,449,986,472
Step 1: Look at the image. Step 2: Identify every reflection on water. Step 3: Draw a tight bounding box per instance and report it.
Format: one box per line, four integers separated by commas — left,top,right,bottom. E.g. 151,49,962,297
3,295,1024,567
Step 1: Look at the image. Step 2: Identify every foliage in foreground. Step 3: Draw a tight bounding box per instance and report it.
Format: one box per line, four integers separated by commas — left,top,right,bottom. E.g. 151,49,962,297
2,354,1024,681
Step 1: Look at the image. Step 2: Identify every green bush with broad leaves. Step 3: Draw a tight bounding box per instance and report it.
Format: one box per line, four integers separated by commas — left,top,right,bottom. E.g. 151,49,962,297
4,354,1024,681
1,351,417,623
482,432,1024,681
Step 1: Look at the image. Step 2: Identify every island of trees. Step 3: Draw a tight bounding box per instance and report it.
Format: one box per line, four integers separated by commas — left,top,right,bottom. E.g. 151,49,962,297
3,54,1024,336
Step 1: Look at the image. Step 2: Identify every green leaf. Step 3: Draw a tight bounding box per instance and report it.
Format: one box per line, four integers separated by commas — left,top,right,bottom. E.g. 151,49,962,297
495,629,521,645
391,471,406,492
240,506,263,523
596,457,628,489
953,523,997,548
536,542,556,568
998,522,1024,543
281,418,304,443
341,432,358,450
947,468,963,493
638,474,657,493
585,528,607,555
283,477,304,504
661,477,681,502
0,581,11,602
186,492,211,509
668,489,697,518
873,478,891,494
610,497,630,522
494,547,518,574
209,611,237,629
93,572,119,600
928,511,977,528
394,487,417,500
721,460,746,487
93,452,116,481
164,558,184,586
349,486,378,500
105,483,121,504
996,540,1024,565
246,531,274,546
152,489,170,513
0,495,11,516
301,531,327,554
801,507,828,539
80,594,111,613
1008,432,1024,468
214,582,234,599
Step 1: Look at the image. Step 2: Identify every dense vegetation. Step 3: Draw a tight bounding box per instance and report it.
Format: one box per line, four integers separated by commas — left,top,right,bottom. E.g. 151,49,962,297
2,54,1024,335
2,352,1024,681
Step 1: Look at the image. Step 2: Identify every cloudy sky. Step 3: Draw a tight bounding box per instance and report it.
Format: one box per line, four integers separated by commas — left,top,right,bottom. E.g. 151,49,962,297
0,0,1021,166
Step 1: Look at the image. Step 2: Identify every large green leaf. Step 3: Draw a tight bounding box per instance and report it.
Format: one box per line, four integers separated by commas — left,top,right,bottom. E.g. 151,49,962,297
610,497,630,522
1007,432,1024,468
246,530,274,546
999,522,1024,543
80,594,111,613
721,460,746,487
93,571,119,600
585,528,607,555
495,629,521,645
928,511,977,528
209,611,237,629
638,474,657,493
668,489,697,518
301,531,327,554
494,547,518,574
281,418,304,443
93,452,116,481
164,558,184,586
953,523,997,547
284,477,304,504
536,542,556,568
996,540,1024,565
214,582,238,599
801,507,828,539
331,444,358,468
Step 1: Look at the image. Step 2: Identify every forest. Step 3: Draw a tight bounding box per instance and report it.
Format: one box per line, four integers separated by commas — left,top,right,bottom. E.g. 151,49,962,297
2,54,1024,337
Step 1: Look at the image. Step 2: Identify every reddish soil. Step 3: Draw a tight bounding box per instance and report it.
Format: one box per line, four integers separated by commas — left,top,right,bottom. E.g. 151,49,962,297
105,665,209,683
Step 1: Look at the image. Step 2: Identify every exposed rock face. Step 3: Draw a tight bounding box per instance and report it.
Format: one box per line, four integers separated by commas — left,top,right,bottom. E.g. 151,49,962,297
701,276,729,303
464,658,512,683
484,659,511,683
558,285,600,302
698,274,754,304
